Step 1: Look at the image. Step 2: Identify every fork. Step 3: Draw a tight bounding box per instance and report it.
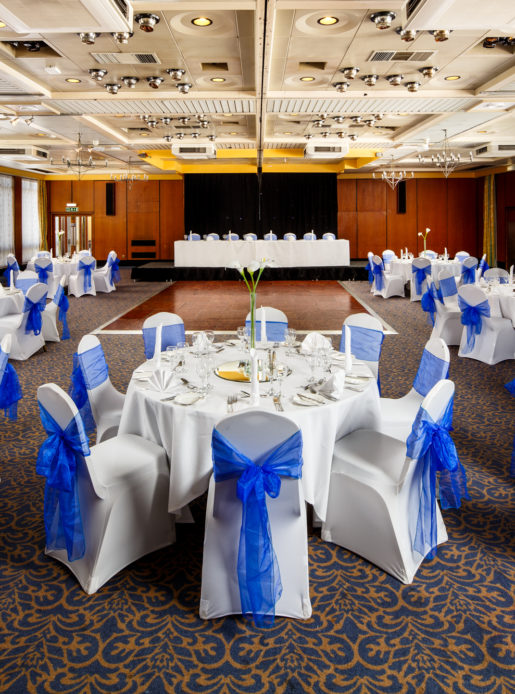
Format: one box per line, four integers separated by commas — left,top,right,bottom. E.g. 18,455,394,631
227,394,237,413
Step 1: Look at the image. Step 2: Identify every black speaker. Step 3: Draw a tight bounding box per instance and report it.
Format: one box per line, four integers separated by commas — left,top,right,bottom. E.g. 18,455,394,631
106,182,116,216
397,180,406,214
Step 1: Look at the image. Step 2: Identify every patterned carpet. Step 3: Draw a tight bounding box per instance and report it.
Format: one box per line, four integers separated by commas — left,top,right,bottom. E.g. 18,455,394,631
0,274,513,694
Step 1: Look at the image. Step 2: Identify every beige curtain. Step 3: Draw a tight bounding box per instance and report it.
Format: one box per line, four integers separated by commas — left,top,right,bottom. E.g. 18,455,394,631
37,180,48,251
483,175,496,266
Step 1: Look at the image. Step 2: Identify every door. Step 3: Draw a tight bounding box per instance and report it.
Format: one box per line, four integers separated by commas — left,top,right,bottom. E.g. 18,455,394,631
52,214,92,256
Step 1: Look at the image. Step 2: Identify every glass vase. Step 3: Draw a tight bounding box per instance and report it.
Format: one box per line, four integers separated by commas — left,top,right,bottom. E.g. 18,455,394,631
249,290,256,349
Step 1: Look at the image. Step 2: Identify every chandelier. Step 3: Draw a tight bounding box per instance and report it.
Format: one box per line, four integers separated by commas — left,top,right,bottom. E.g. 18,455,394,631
61,134,108,178
110,158,149,188
373,157,414,190
429,129,473,177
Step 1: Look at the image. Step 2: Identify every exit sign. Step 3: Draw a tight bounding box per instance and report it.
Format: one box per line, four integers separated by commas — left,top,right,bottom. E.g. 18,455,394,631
66,206,78,212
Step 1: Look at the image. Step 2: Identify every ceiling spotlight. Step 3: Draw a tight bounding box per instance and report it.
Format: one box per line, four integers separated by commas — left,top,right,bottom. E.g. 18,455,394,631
305,134,313,140
79,32,99,45
160,117,171,126
146,119,158,128
163,134,173,142
318,16,338,26
364,118,376,127
176,133,185,140
333,116,345,124
370,11,396,30
22,41,42,52
135,13,160,32
405,81,421,92
340,67,359,79
350,116,362,123
321,131,331,138
177,82,192,94
199,120,209,129
337,131,347,139
349,134,358,141
386,74,404,86
314,119,325,127
482,37,499,49
24,116,34,125
140,114,149,121
444,75,461,81
430,29,450,42
122,76,139,88
299,76,315,82
178,117,190,125
192,17,212,27
112,32,133,44
361,74,379,87
334,81,350,93
396,27,417,41
419,66,439,78
65,78,81,84
166,68,185,81
105,83,121,94
191,132,200,139
147,76,164,89
89,68,107,81
207,134,216,142
210,77,225,83
375,113,384,120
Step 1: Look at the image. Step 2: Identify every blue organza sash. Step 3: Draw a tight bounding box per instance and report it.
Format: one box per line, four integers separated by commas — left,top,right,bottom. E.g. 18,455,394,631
413,349,450,397
461,264,476,285
479,258,489,274
365,260,374,284
69,344,108,436
78,260,93,292
53,284,70,339
107,256,121,284
406,398,469,559
36,403,90,561
23,294,46,335
244,320,288,343
439,276,457,298
142,323,186,359
421,283,443,326
412,265,431,296
4,259,19,277
0,349,22,419
372,261,384,291
35,262,53,284
212,428,303,627
339,325,383,361
16,277,38,294
458,296,490,352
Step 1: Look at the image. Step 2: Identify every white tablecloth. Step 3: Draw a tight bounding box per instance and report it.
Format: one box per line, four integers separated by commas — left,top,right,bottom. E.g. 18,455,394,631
390,259,462,283
0,290,23,317
118,344,380,521
485,285,515,327
174,239,350,268
26,259,77,285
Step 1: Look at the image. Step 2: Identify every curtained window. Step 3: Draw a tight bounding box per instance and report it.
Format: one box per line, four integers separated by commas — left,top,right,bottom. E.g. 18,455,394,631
0,174,14,266
22,178,40,262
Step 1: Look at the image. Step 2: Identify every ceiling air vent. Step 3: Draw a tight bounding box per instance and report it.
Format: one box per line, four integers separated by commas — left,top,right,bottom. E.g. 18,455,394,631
304,141,349,159
474,143,515,158
0,146,49,161
201,62,229,72
0,0,133,33
299,62,327,71
368,50,437,62
171,144,216,159
92,52,160,65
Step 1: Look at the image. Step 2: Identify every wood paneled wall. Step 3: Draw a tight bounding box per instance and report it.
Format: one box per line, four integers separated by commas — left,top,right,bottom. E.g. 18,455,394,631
48,179,185,260
495,170,515,266
337,178,480,258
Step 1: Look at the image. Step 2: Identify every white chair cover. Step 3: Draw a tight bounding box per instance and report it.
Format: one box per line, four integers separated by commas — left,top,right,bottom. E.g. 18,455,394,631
68,255,97,298
372,255,405,299
34,257,58,300
264,232,277,240
42,277,68,342
93,250,117,294
244,306,288,343
243,233,257,241
0,282,47,360
322,233,336,240
342,313,384,381
428,276,462,346
410,257,431,302
15,270,39,295
142,312,185,359
303,232,317,240
283,233,296,241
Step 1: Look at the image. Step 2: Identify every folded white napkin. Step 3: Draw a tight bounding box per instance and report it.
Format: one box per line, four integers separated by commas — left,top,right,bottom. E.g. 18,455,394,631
148,368,179,392
301,332,332,353
319,370,346,400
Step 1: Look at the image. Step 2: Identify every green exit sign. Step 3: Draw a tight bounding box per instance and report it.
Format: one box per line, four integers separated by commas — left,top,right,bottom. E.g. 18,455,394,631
66,206,79,212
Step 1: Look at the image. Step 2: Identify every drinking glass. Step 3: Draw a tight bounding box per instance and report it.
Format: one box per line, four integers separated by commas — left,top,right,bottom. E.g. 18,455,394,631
166,345,178,371
205,330,215,347
236,326,247,350
285,328,297,355
306,352,318,383
196,355,213,395
175,341,187,372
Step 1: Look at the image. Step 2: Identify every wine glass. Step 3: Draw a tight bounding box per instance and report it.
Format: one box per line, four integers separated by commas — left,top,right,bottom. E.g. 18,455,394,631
236,326,247,350
166,345,178,371
285,328,297,355
205,330,215,350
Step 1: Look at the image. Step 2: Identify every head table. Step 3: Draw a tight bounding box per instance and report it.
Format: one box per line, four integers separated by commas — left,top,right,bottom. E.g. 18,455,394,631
118,341,380,521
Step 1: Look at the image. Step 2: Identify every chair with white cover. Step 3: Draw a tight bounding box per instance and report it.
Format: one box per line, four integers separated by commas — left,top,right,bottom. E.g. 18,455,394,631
382,249,396,271
341,313,384,388
186,233,201,241
243,233,257,241
70,334,125,443
15,270,39,295
200,410,311,625
283,233,297,241
423,276,462,346
223,232,239,240
36,383,175,595
372,255,405,299
78,249,91,256
377,337,450,442
0,334,22,420
42,277,70,343
245,306,288,342
37,251,52,259
483,267,510,285
459,256,478,286
457,285,515,365
0,282,47,360
410,257,431,302
93,251,119,294
68,255,96,298
438,270,459,310
142,312,185,360
264,231,277,240
322,232,336,240
321,379,469,584
455,251,469,262
303,231,317,240
205,233,219,241
4,254,20,286
34,257,58,300
421,250,437,260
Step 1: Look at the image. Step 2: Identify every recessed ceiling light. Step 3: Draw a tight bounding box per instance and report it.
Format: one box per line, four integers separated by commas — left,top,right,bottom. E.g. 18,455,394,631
211,77,225,83
66,78,81,83
291,112,298,116
284,131,292,135
229,131,237,135
300,76,315,82
224,113,233,117
477,130,488,133
0,21,6,28
192,17,212,27
140,132,149,136
445,75,461,81
36,132,45,136
317,16,338,26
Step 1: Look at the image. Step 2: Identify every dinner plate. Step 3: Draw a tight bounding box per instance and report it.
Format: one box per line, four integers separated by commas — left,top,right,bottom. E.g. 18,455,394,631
174,392,202,406
292,393,322,407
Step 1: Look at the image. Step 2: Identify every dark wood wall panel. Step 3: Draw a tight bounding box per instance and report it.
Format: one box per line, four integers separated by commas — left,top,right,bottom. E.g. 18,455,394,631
126,181,159,259
50,181,73,212
357,180,386,211
159,180,185,259
357,211,386,258
71,180,94,212
446,179,478,257
337,180,357,253
416,179,448,255
496,170,515,265
93,181,127,260
386,180,417,253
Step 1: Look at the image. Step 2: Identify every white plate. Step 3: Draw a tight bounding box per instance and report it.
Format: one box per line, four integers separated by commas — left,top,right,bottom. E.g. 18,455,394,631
292,393,321,407
174,392,202,406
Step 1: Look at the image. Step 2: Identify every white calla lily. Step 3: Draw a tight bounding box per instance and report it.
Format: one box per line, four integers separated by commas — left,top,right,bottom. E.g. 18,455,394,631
246,260,260,273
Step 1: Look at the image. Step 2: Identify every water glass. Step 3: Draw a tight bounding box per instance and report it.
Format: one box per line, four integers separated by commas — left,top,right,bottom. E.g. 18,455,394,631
166,345,178,371
196,356,212,396
285,327,297,355
306,352,318,383
205,330,215,347
236,326,247,349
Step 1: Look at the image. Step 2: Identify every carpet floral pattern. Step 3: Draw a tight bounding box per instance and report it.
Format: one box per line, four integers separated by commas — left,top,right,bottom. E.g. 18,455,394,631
0,275,513,694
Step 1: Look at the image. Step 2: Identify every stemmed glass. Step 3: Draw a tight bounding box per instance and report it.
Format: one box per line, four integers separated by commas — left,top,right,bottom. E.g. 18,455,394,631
205,330,215,349
196,355,213,395
236,326,247,351
285,328,297,356
306,351,318,384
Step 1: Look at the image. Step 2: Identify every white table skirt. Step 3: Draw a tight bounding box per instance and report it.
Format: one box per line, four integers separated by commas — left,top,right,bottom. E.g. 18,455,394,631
118,344,380,521
26,259,77,285
174,239,350,268
0,290,23,317
485,286,515,327
390,259,462,283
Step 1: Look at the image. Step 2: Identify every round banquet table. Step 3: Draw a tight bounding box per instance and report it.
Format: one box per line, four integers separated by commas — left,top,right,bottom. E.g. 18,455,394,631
484,284,515,328
118,343,381,522
390,258,462,283
26,258,78,285
0,289,24,317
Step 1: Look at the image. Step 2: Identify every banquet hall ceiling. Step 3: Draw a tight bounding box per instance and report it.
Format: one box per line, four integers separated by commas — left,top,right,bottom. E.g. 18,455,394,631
0,0,513,177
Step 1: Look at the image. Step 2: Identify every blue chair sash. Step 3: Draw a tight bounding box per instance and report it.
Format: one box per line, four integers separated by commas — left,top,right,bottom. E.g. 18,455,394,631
107,256,121,284
322,233,335,240
35,262,53,285
212,427,303,627
69,344,108,436
461,264,476,285
406,398,469,559
421,283,443,326
372,261,384,292
16,277,38,294
244,320,287,343
439,276,457,298
0,350,22,419
412,264,431,296
36,403,90,562
457,296,490,353
264,234,277,241
23,294,46,335
78,260,93,292
142,323,186,360
339,325,384,394
365,261,374,284
479,258,489,274
53,285,70,339
413,349,450,397
4,259,19,277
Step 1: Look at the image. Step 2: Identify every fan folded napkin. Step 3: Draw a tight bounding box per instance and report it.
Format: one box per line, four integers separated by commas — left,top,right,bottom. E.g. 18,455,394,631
301,332,332,353
319,370,346,400
147,368,179,392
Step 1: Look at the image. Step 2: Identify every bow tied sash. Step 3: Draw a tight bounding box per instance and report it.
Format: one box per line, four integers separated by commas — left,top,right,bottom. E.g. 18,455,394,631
406,399,469,560
36,403,90,561
461,264,477,285
78,260,93,292
458,296,490,352
53,285,70,339
212,428,303,627
412,265,431,296
35,262,53,284
107,256,121,285
479,258,489,274
365,261,374,284
0,350,22,419
372,261,384,292
23,294,46,335
421,283,443,326
4,259,19,277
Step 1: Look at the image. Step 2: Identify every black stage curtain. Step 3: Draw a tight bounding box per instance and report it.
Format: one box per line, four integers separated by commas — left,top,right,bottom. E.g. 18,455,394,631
184,173,337,238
